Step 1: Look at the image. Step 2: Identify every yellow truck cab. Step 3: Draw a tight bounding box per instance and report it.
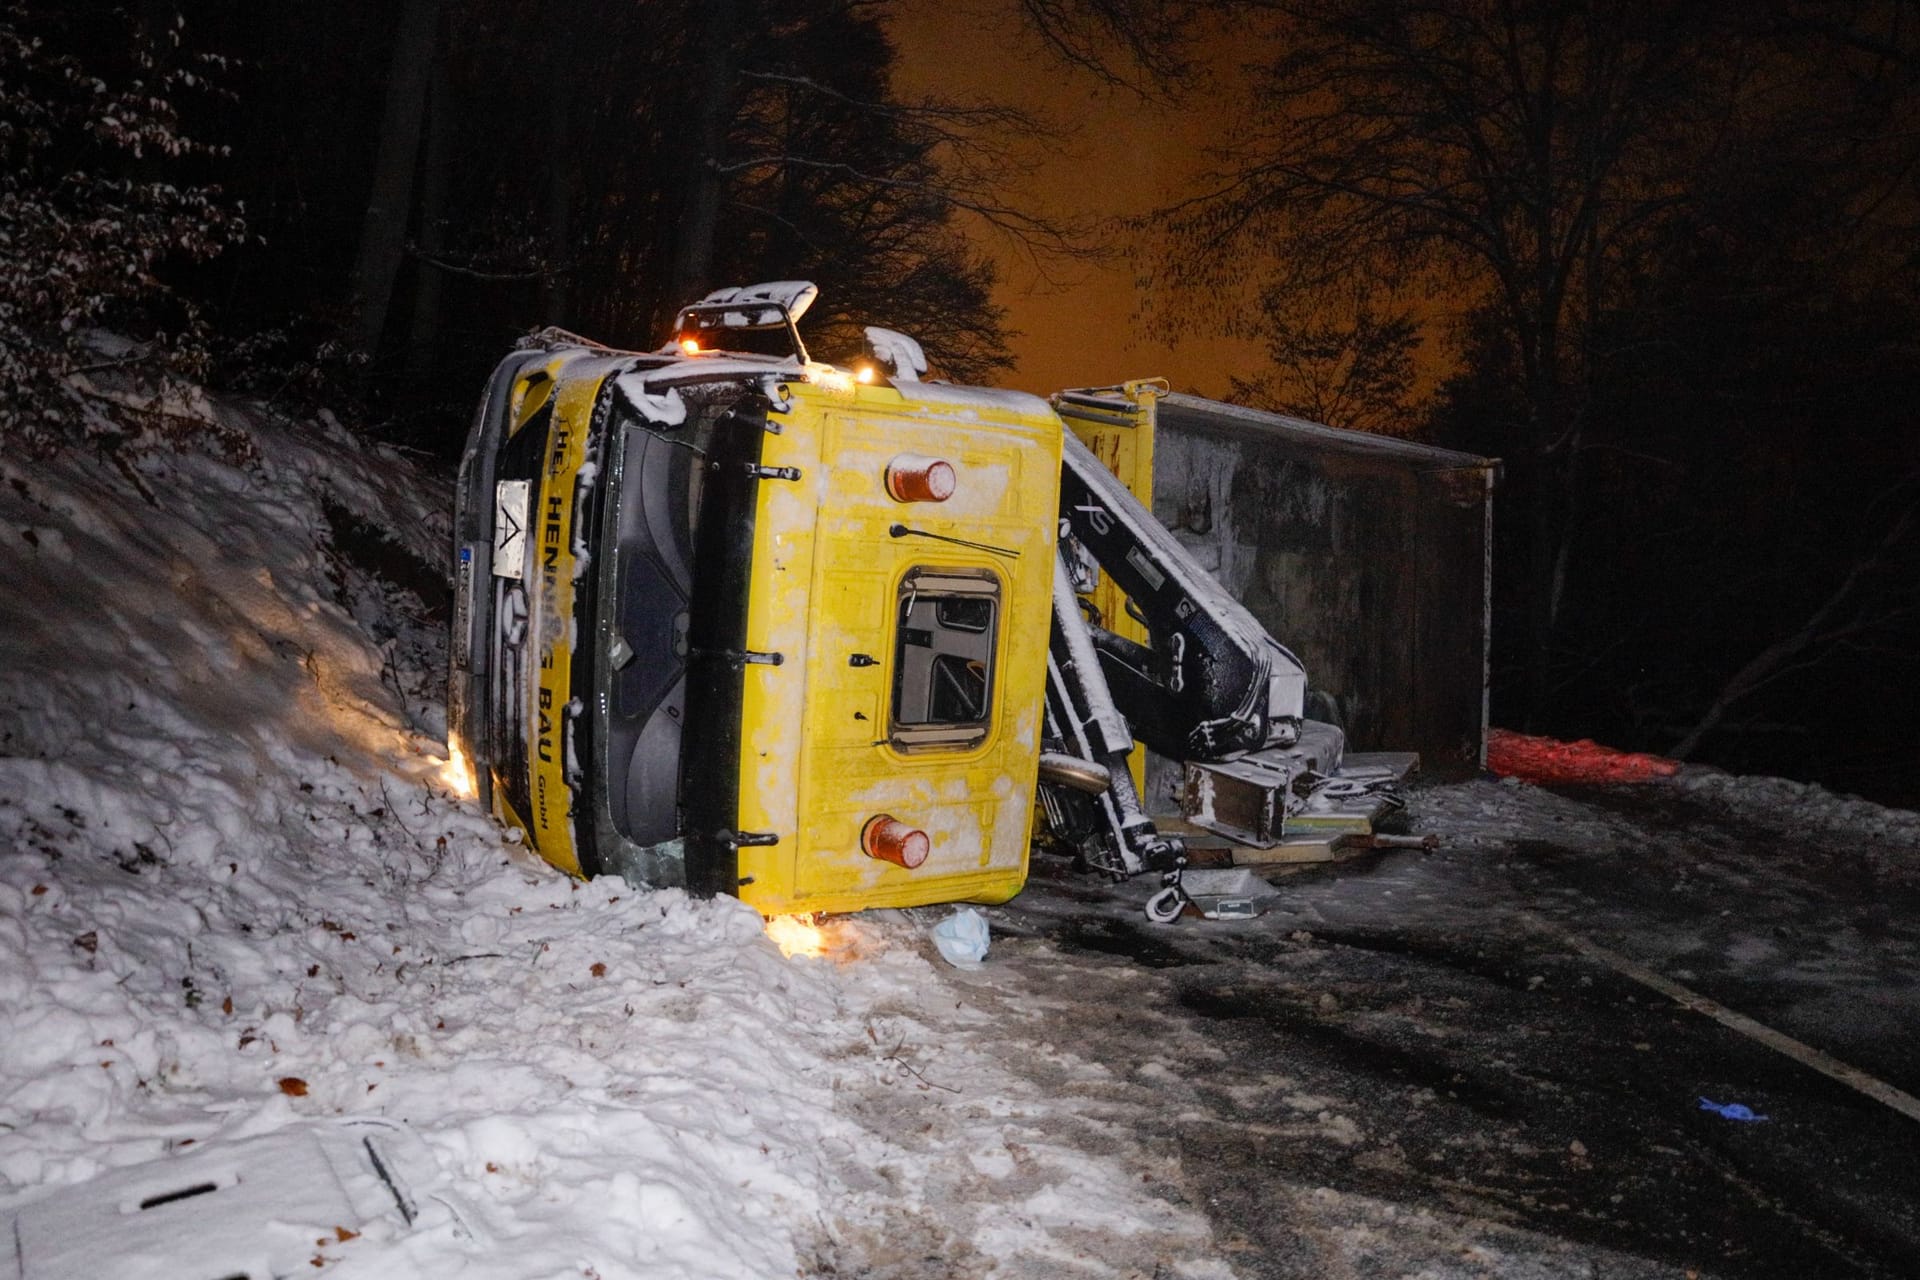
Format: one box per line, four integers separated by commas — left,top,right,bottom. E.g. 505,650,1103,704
455,281,1415,922
450,284,1059,915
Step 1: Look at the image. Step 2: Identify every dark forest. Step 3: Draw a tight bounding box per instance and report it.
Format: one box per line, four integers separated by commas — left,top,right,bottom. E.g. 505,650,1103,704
3,0,1916,804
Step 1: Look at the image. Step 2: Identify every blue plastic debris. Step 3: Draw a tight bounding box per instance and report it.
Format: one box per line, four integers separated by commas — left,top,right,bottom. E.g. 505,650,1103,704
1699,1097,1770,1122
932,907,990,969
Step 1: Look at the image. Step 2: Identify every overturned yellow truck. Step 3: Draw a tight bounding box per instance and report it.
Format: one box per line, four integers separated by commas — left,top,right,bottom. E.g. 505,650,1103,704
449,282,1408,919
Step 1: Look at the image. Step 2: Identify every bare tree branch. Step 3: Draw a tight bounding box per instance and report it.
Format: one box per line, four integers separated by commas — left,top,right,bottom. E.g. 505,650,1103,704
1016,0,1205,95
712,153,1096,257
1671,494,1918,759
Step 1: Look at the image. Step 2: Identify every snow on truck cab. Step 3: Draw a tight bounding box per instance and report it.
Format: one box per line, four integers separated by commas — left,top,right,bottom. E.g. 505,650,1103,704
450,282,1411,920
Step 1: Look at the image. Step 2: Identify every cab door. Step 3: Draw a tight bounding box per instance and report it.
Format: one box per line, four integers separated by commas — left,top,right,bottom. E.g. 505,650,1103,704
757,394,1056,915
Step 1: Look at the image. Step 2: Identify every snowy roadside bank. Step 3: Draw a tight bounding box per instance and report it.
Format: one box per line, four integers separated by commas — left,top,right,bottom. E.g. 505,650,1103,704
0,392,1228,1278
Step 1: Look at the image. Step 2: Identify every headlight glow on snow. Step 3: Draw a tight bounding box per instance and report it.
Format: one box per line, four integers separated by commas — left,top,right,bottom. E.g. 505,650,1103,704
765,914,829,959
440,738,478,800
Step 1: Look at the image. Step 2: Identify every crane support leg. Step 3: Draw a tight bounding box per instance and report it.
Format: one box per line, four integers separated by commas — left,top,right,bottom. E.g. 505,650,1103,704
1041,549,1185,880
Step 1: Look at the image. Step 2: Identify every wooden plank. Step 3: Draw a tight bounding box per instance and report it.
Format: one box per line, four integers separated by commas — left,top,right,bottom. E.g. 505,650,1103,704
1228,837,1344,866
1338,751,1421,781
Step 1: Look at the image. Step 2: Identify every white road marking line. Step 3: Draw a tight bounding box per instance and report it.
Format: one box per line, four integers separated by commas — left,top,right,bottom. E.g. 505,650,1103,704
1524,914,1920,1127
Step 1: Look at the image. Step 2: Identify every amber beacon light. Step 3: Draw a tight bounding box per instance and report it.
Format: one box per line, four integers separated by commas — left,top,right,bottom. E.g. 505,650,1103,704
884,453,955,503
861,815,930,868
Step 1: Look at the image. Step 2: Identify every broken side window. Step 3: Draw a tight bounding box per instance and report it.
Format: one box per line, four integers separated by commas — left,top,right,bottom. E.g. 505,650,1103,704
890,567,1000,751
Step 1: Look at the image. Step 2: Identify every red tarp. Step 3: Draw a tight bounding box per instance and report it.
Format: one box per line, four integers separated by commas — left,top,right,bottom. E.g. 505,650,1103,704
1486,728,1680,786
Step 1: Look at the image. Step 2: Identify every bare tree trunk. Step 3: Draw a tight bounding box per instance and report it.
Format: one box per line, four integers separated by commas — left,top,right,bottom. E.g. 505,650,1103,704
405,55,451,382
1523,326,1568,732
349,0,440,358
542,0,576,326
666,0,736,312
1523,440,1560,729
1670,503,1916,759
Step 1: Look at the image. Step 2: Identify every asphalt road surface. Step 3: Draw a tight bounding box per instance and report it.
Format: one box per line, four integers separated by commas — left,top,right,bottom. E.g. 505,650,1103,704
987,778,1920,1279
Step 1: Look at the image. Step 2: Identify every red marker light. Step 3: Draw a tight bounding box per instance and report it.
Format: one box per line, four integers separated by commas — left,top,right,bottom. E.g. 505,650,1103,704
884,454,955,503
861,815,929,869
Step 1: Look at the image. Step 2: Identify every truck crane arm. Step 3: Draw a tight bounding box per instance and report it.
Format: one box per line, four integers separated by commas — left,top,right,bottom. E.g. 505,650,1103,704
1057,430,1307,760
1038,408,1410,906
1035,427,1304,889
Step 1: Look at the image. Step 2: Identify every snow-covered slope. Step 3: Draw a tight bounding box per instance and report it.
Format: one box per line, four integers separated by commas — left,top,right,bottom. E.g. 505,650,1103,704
0,391,1229,1278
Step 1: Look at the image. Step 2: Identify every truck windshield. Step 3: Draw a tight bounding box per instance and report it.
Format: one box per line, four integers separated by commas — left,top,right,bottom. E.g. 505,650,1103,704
600,394,717,845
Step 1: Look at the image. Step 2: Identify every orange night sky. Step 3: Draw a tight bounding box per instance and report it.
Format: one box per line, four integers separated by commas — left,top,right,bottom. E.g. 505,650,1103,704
886,4,1271,398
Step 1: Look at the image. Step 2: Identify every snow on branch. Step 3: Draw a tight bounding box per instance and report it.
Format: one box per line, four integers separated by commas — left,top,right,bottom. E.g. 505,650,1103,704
0,3,242,454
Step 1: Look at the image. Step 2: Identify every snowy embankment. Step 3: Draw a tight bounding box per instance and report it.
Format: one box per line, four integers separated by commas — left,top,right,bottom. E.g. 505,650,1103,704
0,387,1227,1278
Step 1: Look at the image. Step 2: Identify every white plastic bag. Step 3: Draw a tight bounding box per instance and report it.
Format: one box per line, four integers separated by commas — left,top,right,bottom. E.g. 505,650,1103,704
931,907,990,969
